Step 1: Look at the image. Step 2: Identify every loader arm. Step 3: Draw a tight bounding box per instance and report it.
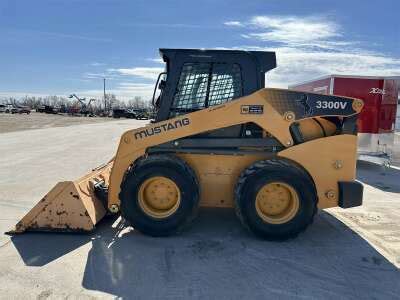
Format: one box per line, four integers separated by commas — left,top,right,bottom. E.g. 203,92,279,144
107,88,363,211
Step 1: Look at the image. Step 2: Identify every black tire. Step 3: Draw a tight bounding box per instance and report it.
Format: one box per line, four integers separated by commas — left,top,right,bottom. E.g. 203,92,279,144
119,154,199,237
234,159,317,240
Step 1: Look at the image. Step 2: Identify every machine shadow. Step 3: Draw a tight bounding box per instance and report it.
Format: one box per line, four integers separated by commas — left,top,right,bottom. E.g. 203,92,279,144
357,161,400,193
82,208,400,299
10,231,93,267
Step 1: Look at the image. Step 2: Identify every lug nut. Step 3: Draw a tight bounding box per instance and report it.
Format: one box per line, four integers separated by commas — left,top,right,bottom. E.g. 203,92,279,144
326,190,336,200
109,204,120,213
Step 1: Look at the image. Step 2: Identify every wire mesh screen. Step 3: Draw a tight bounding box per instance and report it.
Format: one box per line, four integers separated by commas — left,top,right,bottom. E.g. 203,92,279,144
172,63,210,110
172,62,242,112
208,64,242,106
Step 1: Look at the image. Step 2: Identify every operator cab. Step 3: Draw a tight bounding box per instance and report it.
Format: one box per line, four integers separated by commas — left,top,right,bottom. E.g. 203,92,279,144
152,48,277,122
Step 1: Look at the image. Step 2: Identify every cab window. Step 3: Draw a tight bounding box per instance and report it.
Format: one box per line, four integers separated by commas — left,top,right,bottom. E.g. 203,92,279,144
171,62,243,114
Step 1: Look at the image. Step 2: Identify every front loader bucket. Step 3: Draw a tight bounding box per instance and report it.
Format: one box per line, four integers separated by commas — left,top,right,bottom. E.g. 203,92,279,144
8,162,113,234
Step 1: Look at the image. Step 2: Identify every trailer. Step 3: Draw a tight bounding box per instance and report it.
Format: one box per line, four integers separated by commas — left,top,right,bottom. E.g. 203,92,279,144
289,75,399,165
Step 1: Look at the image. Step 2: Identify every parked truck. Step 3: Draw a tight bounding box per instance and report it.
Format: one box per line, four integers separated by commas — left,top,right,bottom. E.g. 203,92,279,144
290,75,399,165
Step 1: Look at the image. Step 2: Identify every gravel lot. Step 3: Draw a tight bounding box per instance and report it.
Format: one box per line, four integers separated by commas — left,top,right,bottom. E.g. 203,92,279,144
0,111,113,133
0,118,399,299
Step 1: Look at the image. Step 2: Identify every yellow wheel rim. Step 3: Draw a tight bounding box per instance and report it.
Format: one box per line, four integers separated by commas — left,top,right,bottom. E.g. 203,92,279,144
138,176,181,219
255,182,300,224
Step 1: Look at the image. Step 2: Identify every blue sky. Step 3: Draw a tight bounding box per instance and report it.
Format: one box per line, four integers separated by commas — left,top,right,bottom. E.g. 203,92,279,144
0,0,399,101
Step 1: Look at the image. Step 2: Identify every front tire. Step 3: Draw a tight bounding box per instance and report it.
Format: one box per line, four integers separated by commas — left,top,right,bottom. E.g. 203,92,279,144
119,154,199,236
235,159,317,240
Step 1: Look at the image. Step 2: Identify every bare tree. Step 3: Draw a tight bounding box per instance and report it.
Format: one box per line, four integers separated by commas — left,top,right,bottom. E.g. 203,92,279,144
0,92,153,114
126,96,152,110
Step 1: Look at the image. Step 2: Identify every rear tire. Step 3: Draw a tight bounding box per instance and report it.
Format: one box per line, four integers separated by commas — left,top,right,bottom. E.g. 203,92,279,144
235,159,317,240
119,154,199,236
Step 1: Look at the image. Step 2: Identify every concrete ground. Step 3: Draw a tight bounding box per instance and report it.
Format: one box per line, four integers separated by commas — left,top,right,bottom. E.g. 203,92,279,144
0,111,113,134
0,119,399,299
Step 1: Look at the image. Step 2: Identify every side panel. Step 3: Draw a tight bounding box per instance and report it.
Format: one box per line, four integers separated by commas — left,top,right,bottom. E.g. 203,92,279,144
279,135,358,209
176,153,271,207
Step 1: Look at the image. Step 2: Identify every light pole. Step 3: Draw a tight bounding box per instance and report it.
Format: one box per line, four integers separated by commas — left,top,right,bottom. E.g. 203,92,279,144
103,78,106,114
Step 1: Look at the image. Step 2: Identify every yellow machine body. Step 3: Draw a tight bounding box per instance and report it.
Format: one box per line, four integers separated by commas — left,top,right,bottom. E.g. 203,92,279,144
9,88,363,233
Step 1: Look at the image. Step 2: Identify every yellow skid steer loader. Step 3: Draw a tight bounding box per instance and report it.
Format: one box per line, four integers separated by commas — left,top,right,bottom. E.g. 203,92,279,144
9,49,364,240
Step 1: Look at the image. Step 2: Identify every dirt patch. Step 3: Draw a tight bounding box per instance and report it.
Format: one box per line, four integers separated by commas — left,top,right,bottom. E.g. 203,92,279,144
0,112,113,133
